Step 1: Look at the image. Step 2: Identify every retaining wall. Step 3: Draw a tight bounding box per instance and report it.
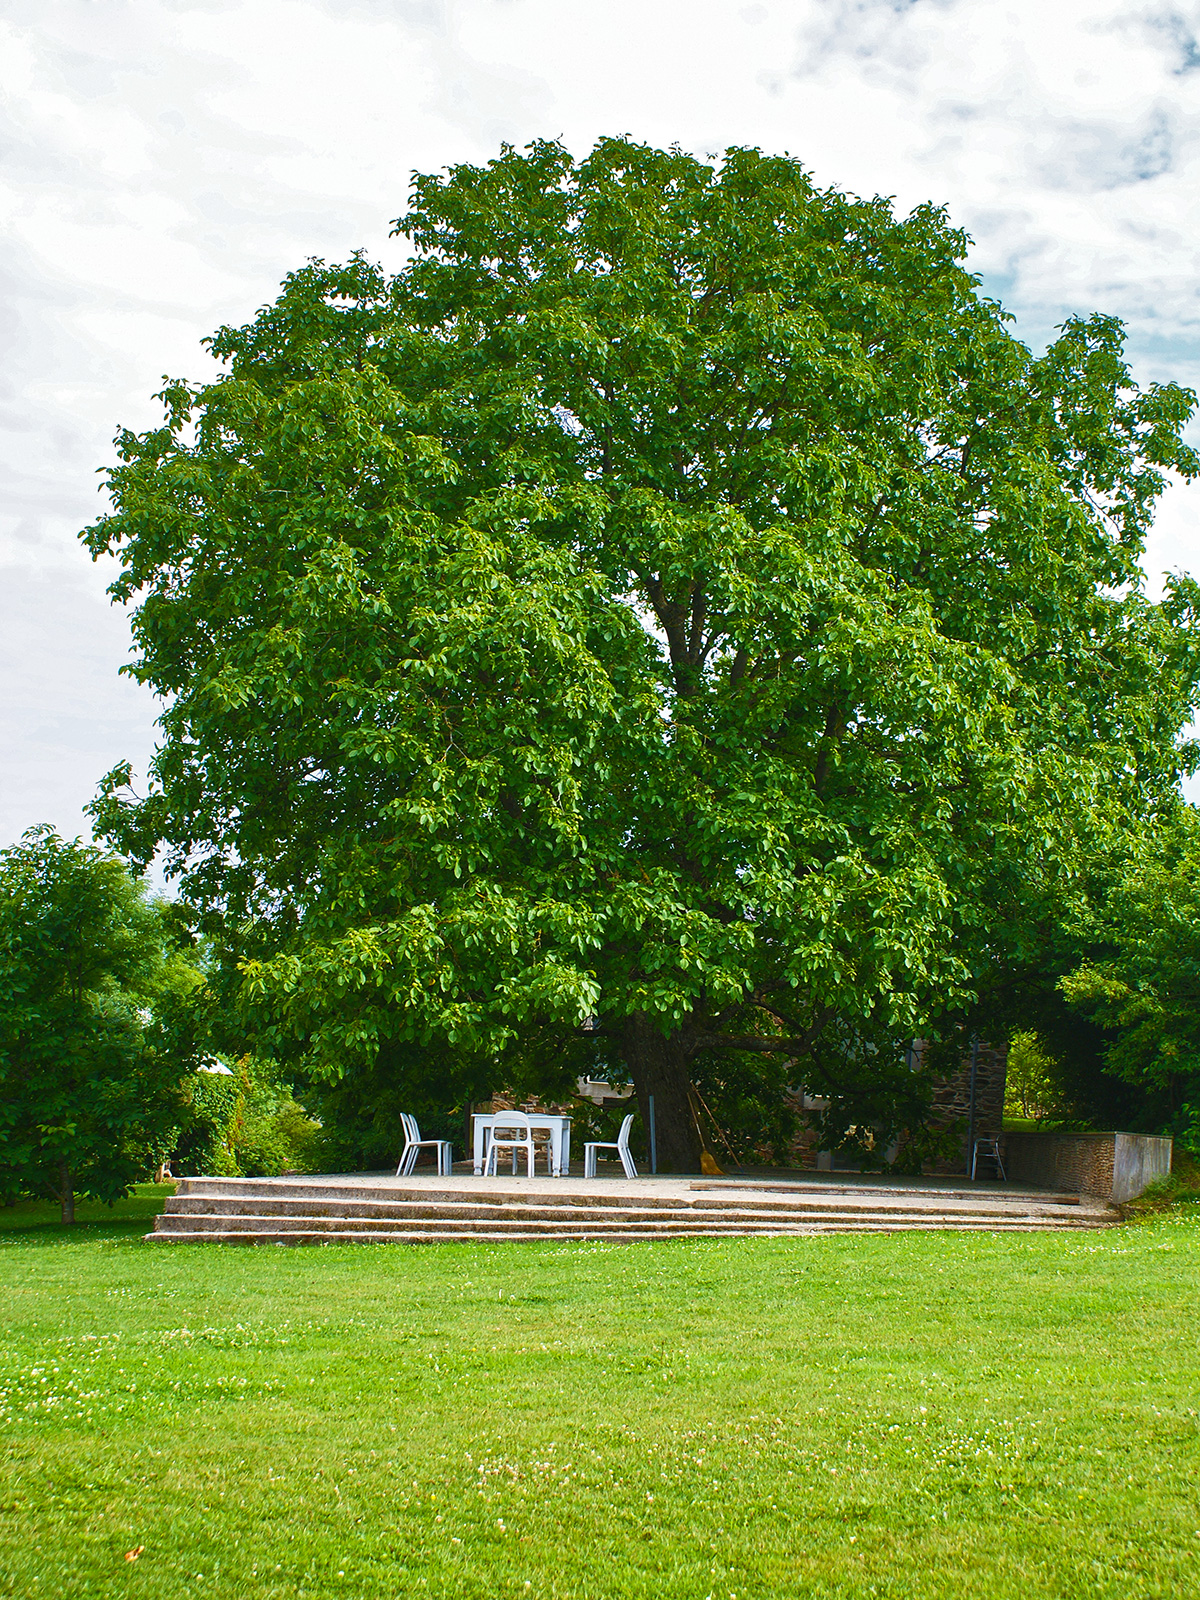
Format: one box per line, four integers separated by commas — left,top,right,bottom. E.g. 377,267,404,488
1003,1131,1173,1202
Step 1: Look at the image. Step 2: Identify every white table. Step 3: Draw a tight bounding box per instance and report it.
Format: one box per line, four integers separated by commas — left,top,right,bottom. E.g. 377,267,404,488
472,1112,572,1177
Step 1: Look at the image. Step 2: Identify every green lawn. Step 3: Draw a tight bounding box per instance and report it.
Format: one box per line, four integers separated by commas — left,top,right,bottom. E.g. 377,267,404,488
1,1191,1198,1599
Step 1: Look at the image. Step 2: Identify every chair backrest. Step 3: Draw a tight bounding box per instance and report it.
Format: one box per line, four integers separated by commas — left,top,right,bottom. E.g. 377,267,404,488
490,1111,531,1140
615,1113,635,1150
400,1112,419,1143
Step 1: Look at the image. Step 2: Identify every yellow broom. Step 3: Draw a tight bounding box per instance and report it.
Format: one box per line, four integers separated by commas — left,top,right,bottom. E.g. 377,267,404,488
687,1085,727,1176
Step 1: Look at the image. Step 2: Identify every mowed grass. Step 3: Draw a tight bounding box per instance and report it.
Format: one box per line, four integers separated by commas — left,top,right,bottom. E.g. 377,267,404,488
1,1192,1198,1599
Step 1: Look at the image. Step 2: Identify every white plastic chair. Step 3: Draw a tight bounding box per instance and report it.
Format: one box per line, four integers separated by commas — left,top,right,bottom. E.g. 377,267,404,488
396,1113,453,1177
584,1113,638,1178
484,1111,544,1177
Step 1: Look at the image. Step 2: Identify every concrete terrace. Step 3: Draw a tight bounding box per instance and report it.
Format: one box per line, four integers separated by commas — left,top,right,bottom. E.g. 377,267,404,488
147,1167,1117,1244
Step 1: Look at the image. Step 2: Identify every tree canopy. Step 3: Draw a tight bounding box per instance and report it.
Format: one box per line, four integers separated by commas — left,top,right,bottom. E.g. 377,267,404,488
85,138,1200,1170
0,827,198,1219
1060,808,1200,1151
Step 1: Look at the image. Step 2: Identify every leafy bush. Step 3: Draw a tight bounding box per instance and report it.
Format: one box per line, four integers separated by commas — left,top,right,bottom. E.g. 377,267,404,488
173,1058,321,1177
890,1122,966,1177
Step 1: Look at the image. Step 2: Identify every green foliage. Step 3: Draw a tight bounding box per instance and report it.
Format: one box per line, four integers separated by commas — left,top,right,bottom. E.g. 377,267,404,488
799,1026,943,1172
998,1027,1127,1129
1060,807,1200,1145
1004,1031,1062,1120
690,1049,801,1166
0,827,199,1215
298,1042,464,1174
888,1121,966,1178
173,1058,321,1178
82,139,1200,1165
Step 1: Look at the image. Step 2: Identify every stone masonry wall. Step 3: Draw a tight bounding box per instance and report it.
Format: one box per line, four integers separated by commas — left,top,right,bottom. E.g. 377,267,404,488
924,1040,1009,1176
1003,1132,1114,1197
1003,1131,1172,1201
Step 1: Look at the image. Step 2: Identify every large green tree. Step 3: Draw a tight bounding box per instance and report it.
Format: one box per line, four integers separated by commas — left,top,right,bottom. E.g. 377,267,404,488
85,139,1200,1170
0,827,199,1220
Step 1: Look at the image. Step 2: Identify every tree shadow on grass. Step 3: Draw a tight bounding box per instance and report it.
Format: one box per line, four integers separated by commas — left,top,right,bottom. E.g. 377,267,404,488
0,1220,157,1246
0,1183,172,1242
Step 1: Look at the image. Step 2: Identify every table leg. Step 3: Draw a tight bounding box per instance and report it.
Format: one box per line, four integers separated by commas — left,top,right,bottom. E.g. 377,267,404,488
472,1120,487,1177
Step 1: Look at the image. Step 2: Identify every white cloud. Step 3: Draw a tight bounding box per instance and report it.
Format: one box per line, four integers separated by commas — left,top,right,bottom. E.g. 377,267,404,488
2,0,1198,847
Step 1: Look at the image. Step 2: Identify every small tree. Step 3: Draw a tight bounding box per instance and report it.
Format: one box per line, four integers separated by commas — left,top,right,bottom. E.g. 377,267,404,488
1003,1032,1061,1121
0,827,197,1221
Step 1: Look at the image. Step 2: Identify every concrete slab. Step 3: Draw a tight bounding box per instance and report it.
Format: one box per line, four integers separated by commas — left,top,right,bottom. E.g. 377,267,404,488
178,1167,1104,1211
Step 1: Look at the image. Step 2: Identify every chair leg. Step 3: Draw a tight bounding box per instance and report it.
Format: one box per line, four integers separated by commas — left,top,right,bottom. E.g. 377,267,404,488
620,1151,638,1178
585,1148,596,1178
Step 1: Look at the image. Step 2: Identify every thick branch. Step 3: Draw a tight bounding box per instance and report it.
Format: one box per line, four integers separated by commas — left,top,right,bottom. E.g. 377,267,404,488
692,1035,819,1053
813,702,846,797
693,1005,836,1057
687,583,707,661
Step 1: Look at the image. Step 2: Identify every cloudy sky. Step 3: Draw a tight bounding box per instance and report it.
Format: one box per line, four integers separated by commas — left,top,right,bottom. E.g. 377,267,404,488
3,0,1200,855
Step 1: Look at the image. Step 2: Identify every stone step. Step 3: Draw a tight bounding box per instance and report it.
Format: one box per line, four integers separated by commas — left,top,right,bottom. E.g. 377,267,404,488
149,1174,1115,1244
147,1219,1108,1245
147,1208,1109,1241
152,1209,1107,1235
160,1194,1086,1226
172,1177,1097,1215
687,1180,1089,1207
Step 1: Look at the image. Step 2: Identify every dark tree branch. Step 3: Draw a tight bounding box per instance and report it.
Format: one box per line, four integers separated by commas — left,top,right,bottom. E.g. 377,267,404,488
691,1008,834,1056
813,701,845,798
687,583,707,662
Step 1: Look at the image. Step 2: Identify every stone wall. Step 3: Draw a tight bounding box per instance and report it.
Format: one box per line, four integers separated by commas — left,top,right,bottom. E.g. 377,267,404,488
1004,1131,1172,1201
924,1039,1009,1176
784,1040,1009,1174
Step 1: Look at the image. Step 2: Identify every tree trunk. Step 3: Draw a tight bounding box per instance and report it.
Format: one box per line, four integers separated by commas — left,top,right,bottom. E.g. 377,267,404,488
620,1012,703,1174
59,1160,75,1226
